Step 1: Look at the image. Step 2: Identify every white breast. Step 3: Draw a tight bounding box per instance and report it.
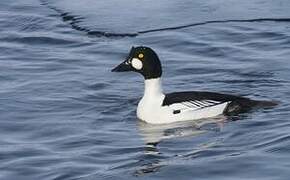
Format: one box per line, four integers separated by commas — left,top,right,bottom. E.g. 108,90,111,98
137,78,167,122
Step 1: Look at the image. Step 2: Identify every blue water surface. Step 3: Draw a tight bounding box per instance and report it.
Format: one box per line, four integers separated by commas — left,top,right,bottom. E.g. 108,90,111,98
1,0,290,179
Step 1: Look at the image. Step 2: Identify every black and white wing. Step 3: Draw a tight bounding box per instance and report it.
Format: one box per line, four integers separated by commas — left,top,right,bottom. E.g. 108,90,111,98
169,99,224,114
162,91,254,114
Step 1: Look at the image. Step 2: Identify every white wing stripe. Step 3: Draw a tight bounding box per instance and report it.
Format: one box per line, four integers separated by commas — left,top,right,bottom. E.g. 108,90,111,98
197,101,210,106
188,101,200,108
189,101,202,107
205,100,220,104
168,99,226,113
201,101,213,105
183,102,197,108
192,100,208,107
190,100,223,107
203,100,215,105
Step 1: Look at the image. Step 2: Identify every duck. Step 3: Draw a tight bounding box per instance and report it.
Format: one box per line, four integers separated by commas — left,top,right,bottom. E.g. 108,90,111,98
111,46,276,124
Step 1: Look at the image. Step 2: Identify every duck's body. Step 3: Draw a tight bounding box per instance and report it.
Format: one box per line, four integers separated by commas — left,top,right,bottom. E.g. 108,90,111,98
137,78,258,124
112,46,276,124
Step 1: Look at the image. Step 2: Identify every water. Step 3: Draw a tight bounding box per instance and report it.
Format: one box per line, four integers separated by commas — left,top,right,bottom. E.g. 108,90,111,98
1,0,290,179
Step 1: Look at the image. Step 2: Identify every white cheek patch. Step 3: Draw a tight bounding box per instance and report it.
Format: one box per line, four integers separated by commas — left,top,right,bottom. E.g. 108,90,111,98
131,58,143,70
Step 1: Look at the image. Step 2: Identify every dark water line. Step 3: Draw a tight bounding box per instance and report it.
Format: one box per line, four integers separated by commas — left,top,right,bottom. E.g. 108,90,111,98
138,18,290,34
40,0,290,38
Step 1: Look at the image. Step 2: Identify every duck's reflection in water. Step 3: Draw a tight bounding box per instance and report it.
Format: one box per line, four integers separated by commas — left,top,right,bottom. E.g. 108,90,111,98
138,116,226,147
134,116,227,176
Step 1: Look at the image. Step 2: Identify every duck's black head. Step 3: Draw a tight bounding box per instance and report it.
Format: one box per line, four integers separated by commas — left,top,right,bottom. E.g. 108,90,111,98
111,46,162,80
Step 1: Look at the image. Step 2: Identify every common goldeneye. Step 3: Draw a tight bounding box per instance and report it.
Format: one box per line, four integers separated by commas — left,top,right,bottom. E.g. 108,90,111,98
112,46,276,124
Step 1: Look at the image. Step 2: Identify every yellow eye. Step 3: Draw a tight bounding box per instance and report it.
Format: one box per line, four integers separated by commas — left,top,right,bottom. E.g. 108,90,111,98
138,53,144,59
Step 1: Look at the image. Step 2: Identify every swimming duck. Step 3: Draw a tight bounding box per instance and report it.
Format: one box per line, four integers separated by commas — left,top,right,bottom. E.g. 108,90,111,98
112,46,275,124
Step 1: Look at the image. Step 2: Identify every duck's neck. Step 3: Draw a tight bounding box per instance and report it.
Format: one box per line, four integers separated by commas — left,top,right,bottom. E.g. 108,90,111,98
143,78,164,98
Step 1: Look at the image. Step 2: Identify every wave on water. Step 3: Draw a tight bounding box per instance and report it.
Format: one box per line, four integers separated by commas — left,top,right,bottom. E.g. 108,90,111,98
40,0,290,38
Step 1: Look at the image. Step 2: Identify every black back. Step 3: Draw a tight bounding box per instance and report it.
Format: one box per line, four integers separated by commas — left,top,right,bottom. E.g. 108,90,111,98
162,91,258,115
162,91,249,105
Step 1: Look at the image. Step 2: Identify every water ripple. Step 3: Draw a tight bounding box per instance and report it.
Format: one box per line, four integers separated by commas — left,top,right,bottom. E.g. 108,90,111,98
1,0,290,179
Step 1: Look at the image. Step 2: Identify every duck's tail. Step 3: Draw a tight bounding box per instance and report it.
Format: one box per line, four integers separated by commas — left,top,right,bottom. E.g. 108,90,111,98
254,99,279,108
224,99,278,115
